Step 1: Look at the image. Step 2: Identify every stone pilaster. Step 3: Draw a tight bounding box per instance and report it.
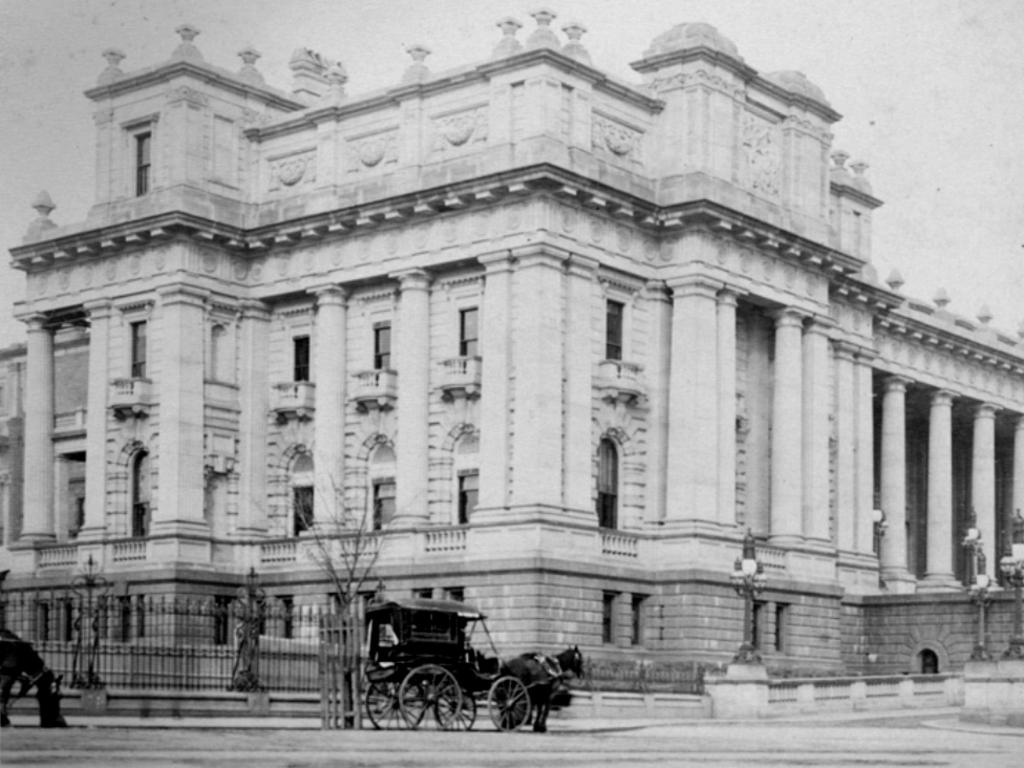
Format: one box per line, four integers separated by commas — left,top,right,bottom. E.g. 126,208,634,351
769,308,804,544
509,248,564,511
644,281,672,524
854,351,876,554
153,285,209,533
392,269,431,525
972,403,998,575
79,300,112,541
665,276,720,522
564,255,597,514
476,253,513,516
1013,416,1024,536
311,285,347,524
717,289,739,526
802,318,831,541
20,314,55,542
236,300,270,536
880,376,914,591
922,390,957,589
833,343,857,551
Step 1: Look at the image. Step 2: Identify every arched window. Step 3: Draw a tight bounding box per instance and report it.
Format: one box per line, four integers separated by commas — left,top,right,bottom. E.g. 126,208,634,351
131,450,151,537
918,648,939,674
597,438,618,529
291,452,314,536
454,433,479,525
369,444,396,530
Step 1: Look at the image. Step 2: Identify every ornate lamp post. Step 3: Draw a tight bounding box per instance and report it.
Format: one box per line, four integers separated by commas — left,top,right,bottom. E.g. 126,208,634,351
70,554,110,688
963,509,982,587
872,507,888,555
730,529,767,664
1000,510,1024,660
968,550,993,661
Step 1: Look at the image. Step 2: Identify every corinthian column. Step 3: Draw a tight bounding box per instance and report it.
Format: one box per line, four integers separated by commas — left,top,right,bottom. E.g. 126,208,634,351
311,285,347,524
392,269,432,525
922,390,956,589
1013,416,1024,542
802,318,831,541
236,300,271,535
769,308,804,545
717,289,739,526
833,343,857,551
79,300,112,540
20,315,55,541
880,376,914,591
972,403,997,577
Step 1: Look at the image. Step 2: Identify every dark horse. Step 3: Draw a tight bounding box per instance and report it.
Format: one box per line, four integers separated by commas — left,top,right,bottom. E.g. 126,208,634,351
0,629,67,728
501,645,584,733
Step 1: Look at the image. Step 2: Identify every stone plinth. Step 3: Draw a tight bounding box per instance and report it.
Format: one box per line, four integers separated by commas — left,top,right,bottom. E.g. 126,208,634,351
961,659,1024,727
705,662,769,719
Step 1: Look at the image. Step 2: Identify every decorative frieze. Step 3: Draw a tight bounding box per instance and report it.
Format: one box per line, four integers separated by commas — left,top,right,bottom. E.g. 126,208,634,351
346,129,399,172
591,112,642,161
431,106,488,152
741,113,781,197
268,149,316,190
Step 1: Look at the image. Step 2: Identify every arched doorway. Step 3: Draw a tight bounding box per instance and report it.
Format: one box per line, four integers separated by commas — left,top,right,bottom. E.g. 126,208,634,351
918,648,939,674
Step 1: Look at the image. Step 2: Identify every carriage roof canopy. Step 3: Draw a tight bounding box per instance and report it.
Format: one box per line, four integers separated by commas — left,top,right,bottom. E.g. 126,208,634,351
367,597,485,621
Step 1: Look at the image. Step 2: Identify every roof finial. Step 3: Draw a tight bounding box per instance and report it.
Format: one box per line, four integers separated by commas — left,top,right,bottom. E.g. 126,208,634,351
25,191,57,242
977,304,993,326
493,17,524,59
322,63,348,104
237,45,264,85
526,8,560,50
561,21,591,64
933,288,951,309
172,24,204,61
98,48,126,85
401,44,431,84
885,269,904,291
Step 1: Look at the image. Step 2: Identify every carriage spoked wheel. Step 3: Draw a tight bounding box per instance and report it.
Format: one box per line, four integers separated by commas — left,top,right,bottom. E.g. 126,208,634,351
364,680,403,730
397,664,463,730
443,689,477,731
487,675,531,732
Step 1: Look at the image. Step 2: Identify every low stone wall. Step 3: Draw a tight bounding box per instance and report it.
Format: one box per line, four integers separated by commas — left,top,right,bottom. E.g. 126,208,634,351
554,690,710,720
961,659,1024,727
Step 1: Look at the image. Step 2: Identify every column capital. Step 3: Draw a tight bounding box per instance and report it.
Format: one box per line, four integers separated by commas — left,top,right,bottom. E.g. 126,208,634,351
309,283,348,307
884,375,911,394
833,340,859,362
21,313,50,332
804,315,836,335
768,306,807,329
507,244,568,270
389,267,432,291
477,249,515,273
156,283,210,308
666,274,721,299
83,299,113,320
974,402,998,420
930,389,957,408
716,286,741,306
239,298,271,320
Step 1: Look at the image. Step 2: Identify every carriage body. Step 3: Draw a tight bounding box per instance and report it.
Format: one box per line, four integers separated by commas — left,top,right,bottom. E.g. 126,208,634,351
363,598,528,730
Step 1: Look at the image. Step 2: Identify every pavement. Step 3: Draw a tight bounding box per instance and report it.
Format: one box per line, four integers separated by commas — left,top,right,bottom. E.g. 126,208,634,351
7,704,1024,737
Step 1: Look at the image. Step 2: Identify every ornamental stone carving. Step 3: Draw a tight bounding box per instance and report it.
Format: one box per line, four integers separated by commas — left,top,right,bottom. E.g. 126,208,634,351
269,150,316,190
592,114,642,160
432,107,488,151
348,130,398,171
742,114,781,197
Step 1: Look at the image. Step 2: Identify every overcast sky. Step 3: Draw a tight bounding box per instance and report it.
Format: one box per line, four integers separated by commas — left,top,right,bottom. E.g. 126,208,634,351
1,0,1022,349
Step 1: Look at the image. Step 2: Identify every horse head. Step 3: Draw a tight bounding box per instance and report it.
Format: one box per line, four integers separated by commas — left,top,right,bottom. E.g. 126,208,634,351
557,645,584,680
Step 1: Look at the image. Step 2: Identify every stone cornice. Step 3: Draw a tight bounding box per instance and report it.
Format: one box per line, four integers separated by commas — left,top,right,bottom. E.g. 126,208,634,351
83,59,303,113
830,180,884,210
877,311,1024,375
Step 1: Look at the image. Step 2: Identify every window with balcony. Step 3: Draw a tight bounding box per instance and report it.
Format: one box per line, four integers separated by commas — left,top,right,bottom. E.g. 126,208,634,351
459,307,479,357
130,449,150,537
457,472,478,525
130,321,147,379
291,452,314,536
293,335,310,382
135,131,152,196
596,438,618,529
373,323,391,370
605,300,624,361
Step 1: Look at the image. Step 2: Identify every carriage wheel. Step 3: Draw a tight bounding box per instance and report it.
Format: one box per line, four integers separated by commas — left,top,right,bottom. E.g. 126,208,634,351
364,681,403,730
397,664,463,730
443,690,477,731
487,675,531,732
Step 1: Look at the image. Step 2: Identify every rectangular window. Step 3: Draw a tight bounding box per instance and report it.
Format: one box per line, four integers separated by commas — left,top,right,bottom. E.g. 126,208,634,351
293,486,314,536
373,323,391,370
631,594,645,646
414,588,433,600
131,502,149,538
213,595,231,646
130,321,147,378
135,131,152,196
774,603,787,652
602,591,616,644
373,479,396,530
605,300,624,361
293,335,310,382
459,307,479,357
457,471,478,525
445,587,465,603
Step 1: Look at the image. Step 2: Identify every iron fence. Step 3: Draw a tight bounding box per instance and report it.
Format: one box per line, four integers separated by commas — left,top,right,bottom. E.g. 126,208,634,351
0,589,328,692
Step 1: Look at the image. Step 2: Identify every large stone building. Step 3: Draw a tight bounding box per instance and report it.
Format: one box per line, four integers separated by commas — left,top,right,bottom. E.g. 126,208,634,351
2,15,1023,675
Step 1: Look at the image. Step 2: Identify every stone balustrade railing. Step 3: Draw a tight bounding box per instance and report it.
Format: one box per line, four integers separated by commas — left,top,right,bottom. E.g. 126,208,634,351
765,673,962,713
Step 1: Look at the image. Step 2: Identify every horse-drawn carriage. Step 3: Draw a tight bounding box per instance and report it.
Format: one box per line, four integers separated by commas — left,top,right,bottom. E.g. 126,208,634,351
363,597,580,732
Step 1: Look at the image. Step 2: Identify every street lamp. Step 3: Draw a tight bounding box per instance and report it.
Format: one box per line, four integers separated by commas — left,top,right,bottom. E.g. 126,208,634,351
872,507,888,555
968,550,993,661
963,509,982,588
999,510,1024,660
731,528,767,664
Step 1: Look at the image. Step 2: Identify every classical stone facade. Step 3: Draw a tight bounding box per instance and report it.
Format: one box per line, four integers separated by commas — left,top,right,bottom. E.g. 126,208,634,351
3,17,1024,674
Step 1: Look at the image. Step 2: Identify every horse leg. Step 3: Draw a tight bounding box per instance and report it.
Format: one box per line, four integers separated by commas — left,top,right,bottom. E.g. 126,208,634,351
532,687,550,733
1,675,13,727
